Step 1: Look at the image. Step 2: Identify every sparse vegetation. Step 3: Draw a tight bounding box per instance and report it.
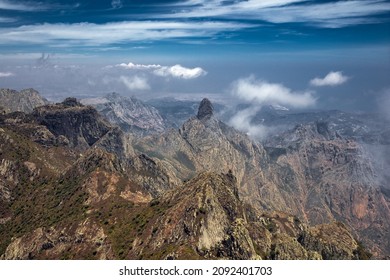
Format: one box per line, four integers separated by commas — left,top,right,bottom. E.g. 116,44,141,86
0,95,384,261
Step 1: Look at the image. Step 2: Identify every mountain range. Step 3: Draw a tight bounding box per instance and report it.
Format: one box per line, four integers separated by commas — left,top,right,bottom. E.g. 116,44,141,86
0,88,388,259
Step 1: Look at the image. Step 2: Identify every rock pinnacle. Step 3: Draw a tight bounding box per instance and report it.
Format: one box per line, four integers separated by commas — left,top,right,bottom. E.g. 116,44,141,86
197,98,214,121
61,97,82,107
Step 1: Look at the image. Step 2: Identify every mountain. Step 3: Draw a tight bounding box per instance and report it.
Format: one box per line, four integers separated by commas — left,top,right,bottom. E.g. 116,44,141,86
0,155,366,260
0,88,48,113
31,97,113,150
264,122,390,257
0,96,370,260
123,171,365,260
82,93,167,136
135,99,390,258
0,97,179,259
248,106,390,145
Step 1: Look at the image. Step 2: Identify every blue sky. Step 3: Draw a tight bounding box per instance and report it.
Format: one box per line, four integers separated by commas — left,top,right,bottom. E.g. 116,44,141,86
0,0,389,113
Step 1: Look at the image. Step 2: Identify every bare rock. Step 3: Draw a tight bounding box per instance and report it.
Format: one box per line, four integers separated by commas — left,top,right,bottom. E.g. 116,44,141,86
197,98,214,121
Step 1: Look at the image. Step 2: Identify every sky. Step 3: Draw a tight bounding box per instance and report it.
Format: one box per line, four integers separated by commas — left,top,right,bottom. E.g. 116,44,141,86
0,0,390,115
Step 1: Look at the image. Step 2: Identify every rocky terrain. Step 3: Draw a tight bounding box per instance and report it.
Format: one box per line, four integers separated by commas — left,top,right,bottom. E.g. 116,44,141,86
0,88,48,113
0,92,387,259
82,93,167,136
248,105,390,145
0,144,367,260
264,122,390,257
123,171,365,260
135,99,390,258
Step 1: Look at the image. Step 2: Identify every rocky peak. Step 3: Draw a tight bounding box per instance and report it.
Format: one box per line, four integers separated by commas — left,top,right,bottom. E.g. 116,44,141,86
197,98,214,121
315,121,339,140
31,98,112,150
106,92,122,99
60,97,83,108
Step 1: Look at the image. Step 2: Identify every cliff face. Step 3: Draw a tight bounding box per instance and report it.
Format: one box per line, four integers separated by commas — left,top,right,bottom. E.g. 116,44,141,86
264,122,390,257
31,98,112,150
82,93,167,136
0,88,48,113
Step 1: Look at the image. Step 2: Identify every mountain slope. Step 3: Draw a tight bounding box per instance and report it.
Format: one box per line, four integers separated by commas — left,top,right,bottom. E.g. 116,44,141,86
128,171,366,260
0,99,174,258
82,93,167,136
0,88,48,113
1,168,367,260
264,122,390,256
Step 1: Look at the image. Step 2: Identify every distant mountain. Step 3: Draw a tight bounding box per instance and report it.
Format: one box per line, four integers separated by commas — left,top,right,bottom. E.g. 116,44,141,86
250,106,390,145
0,88,48,113
82,93,167,136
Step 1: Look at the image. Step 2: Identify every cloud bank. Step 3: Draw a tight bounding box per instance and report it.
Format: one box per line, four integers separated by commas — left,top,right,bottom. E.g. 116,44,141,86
310,71,349,87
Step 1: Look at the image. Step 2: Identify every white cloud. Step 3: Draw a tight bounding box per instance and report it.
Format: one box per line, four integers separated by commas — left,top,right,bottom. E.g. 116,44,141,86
111,0,123,9
119,75,150,91
167,0,390,28
0,16,16,23
0,72,14,77
229,105,270,139
253,1,390,28
116,62,207,79
153,64,207,79
0,21,254,47
0,0,77,12
232,76,316,108
229,76,316,140
0,0,42,11
116,62,162,70
310,71,349,87
176,0,304,18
